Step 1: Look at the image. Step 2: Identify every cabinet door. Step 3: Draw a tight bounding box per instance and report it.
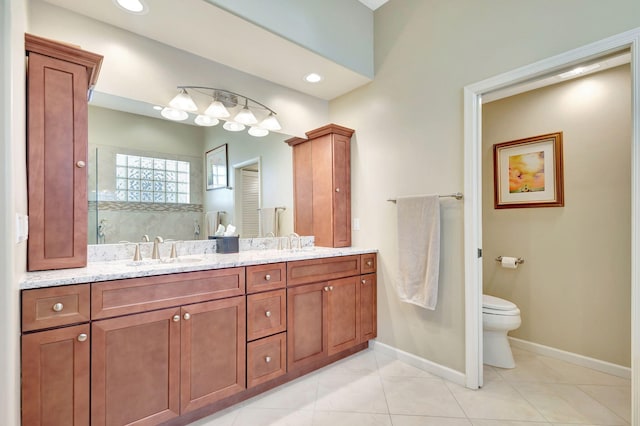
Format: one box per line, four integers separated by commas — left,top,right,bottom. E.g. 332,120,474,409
91,308,181,426
180,296,246,413
27,52,88,271
287,282,328,371
327,276,360,356
331,134,351,247
292,140,314,236
360,274,377,342
22,324,90,426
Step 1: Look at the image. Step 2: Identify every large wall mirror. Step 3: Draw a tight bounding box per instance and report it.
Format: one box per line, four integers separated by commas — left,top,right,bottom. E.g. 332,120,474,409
88,92,294,245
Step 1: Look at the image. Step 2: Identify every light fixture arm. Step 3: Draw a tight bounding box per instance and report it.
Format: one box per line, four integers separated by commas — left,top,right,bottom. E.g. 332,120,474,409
176,86,277,116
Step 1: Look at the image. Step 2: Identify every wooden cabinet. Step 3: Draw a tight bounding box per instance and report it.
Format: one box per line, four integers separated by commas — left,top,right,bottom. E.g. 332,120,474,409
25,34,103,271
287,124,354,247
22,324,90,426
287,254,377,371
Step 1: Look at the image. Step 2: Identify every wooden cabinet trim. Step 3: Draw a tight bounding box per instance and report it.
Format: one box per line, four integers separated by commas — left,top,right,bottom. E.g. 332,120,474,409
92,268,245,319
22,284,90,331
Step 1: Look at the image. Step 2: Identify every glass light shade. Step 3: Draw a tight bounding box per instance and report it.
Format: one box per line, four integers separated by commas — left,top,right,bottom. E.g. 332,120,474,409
234,107,258,125
160,107,188,121
115,0,145,13
169,89,198,111
204,100,231,118
248,126,269,137
222,121,246,132
194,115,219,127
259,113,282,131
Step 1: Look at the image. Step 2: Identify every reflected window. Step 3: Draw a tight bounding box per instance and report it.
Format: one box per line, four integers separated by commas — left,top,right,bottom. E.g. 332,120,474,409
115,153,190,203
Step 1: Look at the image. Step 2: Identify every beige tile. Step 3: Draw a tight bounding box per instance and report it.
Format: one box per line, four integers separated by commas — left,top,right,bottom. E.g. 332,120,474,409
375,351,437,378
233,407,314,426
515,382,627,425
312,411,392,426
188,405,241,425
493,349,563,383
392,415,473,425
316,349,379,378
446,380,545,421
382,376,466,417
244,374,318,410
538,356,631,387
579,384,631,424
471,421,551,426
315,374,388,413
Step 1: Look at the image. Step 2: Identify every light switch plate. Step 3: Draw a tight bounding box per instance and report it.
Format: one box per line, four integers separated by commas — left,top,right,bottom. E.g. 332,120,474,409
352,218,360,231
16,213,28,243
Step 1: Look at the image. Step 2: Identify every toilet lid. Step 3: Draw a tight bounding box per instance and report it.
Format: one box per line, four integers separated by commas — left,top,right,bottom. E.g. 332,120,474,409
482,294,517,311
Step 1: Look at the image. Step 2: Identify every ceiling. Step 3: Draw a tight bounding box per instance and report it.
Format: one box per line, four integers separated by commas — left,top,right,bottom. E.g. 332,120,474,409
40,0,375,101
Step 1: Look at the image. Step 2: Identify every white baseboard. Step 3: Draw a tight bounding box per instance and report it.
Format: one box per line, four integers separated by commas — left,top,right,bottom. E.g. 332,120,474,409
509,337,631,379
370,340,467,386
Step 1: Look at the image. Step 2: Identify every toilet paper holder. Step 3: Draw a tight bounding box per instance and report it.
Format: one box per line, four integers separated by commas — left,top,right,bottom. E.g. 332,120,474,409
495,256,525,265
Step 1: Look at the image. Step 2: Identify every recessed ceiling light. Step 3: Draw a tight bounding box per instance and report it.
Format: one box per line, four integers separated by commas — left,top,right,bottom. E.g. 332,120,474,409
152,105,163,111
114,0,148,14
304,73,323,83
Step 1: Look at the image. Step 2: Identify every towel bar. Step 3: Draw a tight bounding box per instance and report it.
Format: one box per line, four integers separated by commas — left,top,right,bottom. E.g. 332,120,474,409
387,192,463,203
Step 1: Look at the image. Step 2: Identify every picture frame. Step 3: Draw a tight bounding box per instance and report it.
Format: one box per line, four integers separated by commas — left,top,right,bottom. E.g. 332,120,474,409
493,132,564,209
205,144,228,190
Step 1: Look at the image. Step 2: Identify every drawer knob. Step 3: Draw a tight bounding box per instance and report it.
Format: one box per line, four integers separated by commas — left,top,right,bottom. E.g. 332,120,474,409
265,356,271,363
265,274,271,281
77,333,88,342
183,313,191,320
265,310,272,318
173,315,180,322
76,160,86,168
366,260,373,267
52,303,64,312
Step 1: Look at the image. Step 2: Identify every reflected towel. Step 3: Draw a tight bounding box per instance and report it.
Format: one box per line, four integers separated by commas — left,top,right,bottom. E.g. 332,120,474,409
205,211,221,237
396,195,440,310
259,207,277,236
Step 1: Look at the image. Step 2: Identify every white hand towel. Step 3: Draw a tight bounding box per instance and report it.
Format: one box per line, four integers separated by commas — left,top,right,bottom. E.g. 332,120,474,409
396,195,441,310
259,207,277,236
205,211,220,237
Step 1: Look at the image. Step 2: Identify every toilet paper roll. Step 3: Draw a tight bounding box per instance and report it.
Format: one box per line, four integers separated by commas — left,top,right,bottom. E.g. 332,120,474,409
500,256,518,269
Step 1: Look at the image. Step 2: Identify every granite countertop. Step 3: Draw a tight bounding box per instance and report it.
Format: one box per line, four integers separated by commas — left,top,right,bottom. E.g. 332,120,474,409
20,246,378,290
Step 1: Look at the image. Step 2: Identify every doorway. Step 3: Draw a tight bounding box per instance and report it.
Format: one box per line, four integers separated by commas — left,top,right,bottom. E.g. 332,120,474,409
463,27,640,421
233,158,261,238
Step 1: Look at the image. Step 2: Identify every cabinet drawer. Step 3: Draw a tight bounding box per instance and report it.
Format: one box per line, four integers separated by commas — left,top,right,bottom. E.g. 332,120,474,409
360,253,377,274
247,289,286,341
247,333,286,388
246,263,286,294
22,284,90,332
287,255,360,287
92,268,245,319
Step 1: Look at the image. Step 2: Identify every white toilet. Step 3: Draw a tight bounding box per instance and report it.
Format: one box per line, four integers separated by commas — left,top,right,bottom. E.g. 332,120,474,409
482,294,521,369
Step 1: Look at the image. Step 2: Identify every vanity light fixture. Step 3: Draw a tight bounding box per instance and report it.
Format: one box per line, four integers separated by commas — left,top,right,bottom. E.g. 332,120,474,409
558,63,601,79
164,86,281,136
114,0,147,14
160,107,188,121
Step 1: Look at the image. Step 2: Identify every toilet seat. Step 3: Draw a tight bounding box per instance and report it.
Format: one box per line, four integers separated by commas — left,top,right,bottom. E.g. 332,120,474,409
483,294,520,316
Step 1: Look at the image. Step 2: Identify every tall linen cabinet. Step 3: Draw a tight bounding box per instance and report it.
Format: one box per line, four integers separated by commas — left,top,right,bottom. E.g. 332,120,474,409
25,33,102,271
286,124,354,247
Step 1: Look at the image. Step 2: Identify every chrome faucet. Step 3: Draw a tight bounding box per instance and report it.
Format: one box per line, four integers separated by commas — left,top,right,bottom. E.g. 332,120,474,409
288,232,300,251
141,234,150,242
152,236,164,260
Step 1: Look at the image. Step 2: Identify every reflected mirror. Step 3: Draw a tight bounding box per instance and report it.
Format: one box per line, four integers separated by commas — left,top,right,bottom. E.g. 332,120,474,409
88,92,294,244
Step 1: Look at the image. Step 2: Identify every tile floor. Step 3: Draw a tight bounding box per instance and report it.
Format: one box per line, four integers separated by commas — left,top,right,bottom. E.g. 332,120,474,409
191,346,631,426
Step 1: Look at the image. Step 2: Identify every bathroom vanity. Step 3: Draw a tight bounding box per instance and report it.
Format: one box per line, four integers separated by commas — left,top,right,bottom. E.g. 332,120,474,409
20,247,377,426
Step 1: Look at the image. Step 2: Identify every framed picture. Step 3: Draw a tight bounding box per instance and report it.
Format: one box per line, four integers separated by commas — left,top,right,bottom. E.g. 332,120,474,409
493,132,564,209
205,144,228,190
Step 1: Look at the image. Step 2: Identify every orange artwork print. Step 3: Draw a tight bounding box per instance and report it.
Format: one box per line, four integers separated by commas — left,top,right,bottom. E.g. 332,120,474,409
508,151,545,193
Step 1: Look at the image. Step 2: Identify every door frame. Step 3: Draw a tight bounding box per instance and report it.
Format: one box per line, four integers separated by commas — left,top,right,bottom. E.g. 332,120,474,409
463,26,640,421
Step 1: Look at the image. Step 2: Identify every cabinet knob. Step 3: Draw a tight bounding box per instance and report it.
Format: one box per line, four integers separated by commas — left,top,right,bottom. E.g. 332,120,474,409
335,188,340,192
366,260,373,267
265,356,271,363
183,313,191,320
362,279,367,284
52,302,64,312
77,333,88,342
324,286,329,292
329,285,334,291
265,274,271,281
172,315,180,322
265,310,272,318
76,160,86,168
